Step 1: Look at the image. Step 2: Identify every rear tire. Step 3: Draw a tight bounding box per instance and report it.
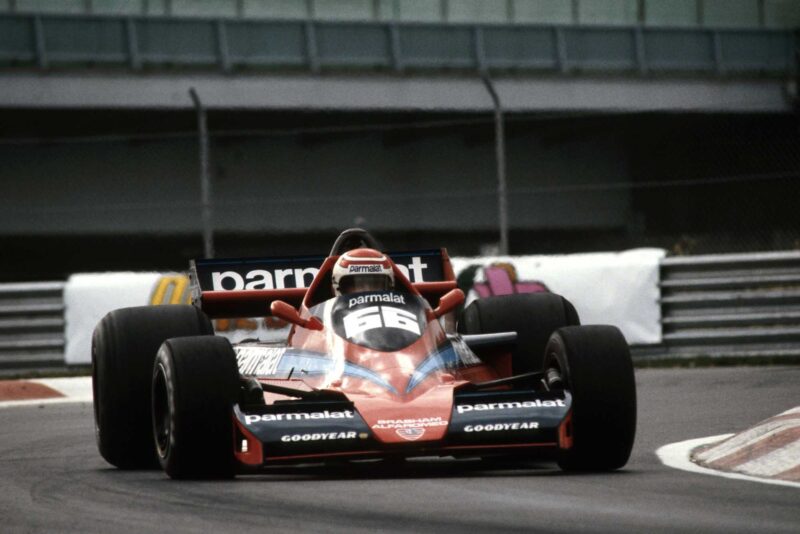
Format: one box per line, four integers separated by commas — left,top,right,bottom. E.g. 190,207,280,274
545,326,636,471
152,336,240,479
92,305,213,469
459,293,579,375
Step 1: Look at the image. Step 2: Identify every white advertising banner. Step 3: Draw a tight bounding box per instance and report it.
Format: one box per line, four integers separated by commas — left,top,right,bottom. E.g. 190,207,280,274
63,272,290,364
63,248,664,364
64,273,165,364
451,248,665,345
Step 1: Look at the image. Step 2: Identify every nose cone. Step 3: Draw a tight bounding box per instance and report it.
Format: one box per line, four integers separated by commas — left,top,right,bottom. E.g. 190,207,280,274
353,385,455,444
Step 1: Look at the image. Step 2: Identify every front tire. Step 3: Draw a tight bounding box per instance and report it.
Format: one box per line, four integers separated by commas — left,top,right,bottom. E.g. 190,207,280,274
459,293,580,375
152,336,240,479
545,326,636,471
92,305,213,469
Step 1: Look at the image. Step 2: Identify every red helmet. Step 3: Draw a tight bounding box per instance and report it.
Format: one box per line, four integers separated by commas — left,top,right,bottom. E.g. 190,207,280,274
332,248,394,296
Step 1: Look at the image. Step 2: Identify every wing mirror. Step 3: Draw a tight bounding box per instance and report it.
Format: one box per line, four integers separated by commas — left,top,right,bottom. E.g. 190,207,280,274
433,288,465,318
270,300,323,331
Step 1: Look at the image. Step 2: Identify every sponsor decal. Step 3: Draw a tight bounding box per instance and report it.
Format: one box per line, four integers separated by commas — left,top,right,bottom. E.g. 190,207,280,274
393,256,429,283
348,293,406,308
211,267,318,291
373,417,445,441
280,431,357,442
238,348,399,393
236,346,285,376
464,421,540,432
348,265,383,273
244,410,354,425
456,399,566,414
197,252,440,292
343,306,421,338
371,417,448,430
396,428,425,441
150,275,191,305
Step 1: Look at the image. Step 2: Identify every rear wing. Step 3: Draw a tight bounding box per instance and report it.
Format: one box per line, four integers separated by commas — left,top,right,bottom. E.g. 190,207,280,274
190,249,456,318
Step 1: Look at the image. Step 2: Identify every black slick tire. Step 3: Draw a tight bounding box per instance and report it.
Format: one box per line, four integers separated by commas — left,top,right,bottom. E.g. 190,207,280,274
92,305,213,469
459,293,580,375
152,336,240,479
545,326,637,471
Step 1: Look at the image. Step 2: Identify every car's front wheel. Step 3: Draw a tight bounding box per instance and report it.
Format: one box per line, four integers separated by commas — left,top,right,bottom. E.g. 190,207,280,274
92,305,213,469
544,326,636,471
152,335,240,479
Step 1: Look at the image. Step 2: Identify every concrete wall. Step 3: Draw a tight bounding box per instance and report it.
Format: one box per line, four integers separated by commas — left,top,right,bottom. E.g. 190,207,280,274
0,74,788,114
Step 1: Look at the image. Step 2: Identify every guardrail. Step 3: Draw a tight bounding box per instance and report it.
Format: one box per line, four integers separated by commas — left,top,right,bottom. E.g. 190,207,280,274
0,282,66,373
0,13,794,75
649,251,800,361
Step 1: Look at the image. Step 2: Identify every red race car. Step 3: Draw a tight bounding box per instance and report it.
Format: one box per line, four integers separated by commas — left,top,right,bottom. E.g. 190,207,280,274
92,229,636,478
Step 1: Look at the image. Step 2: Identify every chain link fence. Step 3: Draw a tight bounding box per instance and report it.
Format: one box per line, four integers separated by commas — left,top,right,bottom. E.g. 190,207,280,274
625,113,800,255
0,110,798,276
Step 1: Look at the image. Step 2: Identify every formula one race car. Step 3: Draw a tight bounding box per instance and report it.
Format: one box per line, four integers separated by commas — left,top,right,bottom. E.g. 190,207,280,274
92,229,636,478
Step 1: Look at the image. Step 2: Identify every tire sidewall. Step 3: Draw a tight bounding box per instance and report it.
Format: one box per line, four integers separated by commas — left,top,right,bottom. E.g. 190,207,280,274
152,336,239,479
547,325,637,471
91,305,213,469
153,346,179,471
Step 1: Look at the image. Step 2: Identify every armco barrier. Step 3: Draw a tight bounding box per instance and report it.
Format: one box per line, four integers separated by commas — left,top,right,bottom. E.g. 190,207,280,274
643,251,800,361
0,281,66,371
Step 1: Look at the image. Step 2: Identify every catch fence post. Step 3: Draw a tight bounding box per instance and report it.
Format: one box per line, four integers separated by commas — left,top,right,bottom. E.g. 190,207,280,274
189,88,215,259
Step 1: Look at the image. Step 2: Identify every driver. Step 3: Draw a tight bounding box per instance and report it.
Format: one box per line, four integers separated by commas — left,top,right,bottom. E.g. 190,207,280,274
332,248,395,296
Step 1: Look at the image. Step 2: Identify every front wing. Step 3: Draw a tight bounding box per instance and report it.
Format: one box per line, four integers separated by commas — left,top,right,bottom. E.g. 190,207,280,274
233,390,572,467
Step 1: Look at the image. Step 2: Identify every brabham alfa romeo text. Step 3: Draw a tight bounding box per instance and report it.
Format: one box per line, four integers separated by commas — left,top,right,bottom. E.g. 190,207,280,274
456,399,566,414
372,417,448,430
244,410,354,425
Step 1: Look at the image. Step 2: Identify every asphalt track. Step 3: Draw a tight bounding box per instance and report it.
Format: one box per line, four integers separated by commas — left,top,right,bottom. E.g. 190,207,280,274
1,367,798,533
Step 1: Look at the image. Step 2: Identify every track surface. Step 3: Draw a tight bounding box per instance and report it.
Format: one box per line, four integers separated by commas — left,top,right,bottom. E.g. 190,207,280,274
1,367,798,533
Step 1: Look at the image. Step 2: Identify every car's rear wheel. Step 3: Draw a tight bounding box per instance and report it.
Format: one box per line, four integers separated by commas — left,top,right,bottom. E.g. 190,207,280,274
152,335,240,479
459,293,580,376
545,326,636,471
92,305,213,469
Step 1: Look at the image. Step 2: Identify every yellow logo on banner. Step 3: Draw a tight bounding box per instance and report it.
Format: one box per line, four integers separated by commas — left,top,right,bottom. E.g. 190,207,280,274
150,275,191,305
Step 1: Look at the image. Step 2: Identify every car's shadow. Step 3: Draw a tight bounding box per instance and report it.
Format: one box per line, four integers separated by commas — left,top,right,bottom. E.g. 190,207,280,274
232,457,638,482
97,455,639,484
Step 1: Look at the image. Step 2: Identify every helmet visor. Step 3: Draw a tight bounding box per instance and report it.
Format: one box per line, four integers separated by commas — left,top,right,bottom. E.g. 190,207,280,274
339,274,392,295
